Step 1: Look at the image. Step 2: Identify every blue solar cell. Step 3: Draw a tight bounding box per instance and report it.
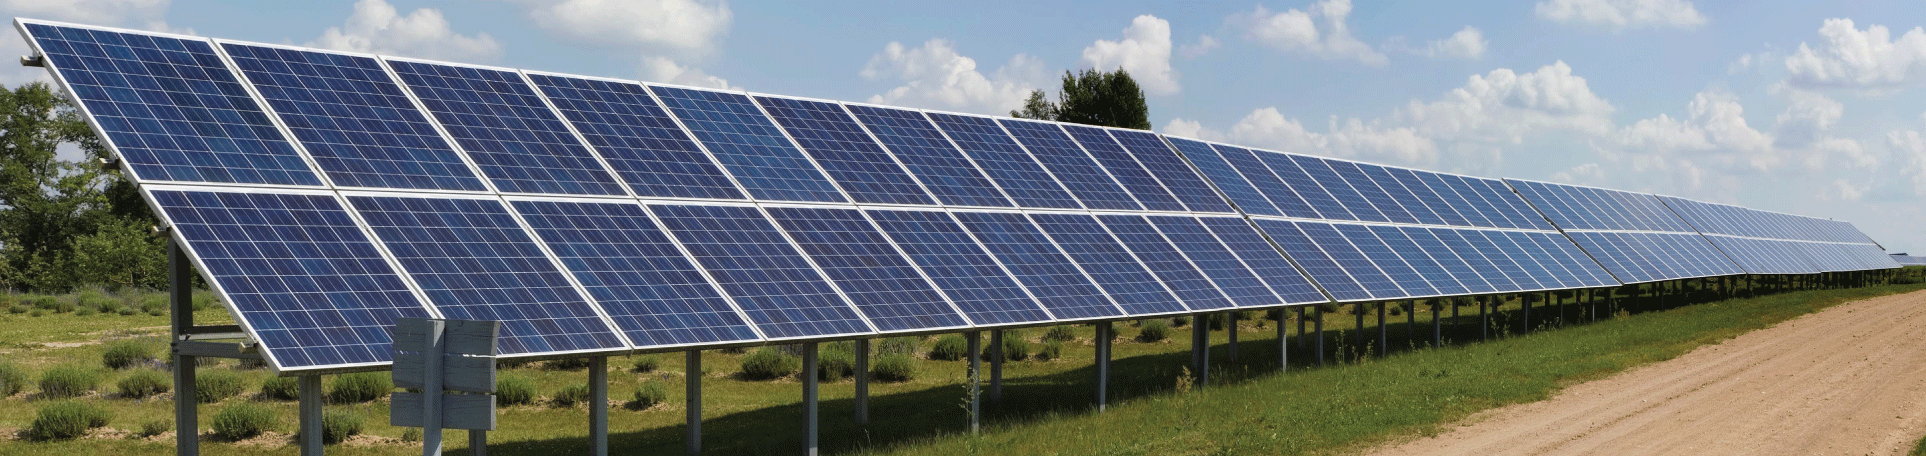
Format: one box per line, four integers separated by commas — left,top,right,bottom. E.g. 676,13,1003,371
1366,225,1470,295
1528,232,1618,286
763,207,970,331
24,24,320,186
152,189,431,369
1415,172,1492,227
1328,161,1418,224
644,85,846,203
384,60,625,196
754,97,937,205
1456,230,1542,290
646,204,873,338
523,74,744,200
1332,224,1437,297
1111,131,1236,213
1425,228,1520,291
1293,222,1404,297
864,210,1051,324
1476,179,1550,230
1478,230,1566,289
347,195,625,355
509,199,758,347
844,105,1012,207
997,120,1141,210
1397,226,1497,293
1290,156,1389,223
951,211,1124,320
1030,213,1188,315
1097,215,1234,310
1163,137,1276,215
1250,219,1373,301
1359,164,1443,225
1254,150,1353,220
1498,230,1578,289
1596,232,1661,282
223,44,483,191
925,113,1081,209
1061,125,1184,211
1510,181,1579,230
1218,144,1324,218
1197,217,1331,303
1439,176,1516,229
1144,216,1281,306
1392,169,1470,226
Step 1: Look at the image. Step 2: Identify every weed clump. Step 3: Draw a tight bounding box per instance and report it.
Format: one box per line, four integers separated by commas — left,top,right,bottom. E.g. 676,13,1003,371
817,346,855,381
927,335,969,361
871,353,917,382
552,384,591,407
195,370,245,403
988,333,1028,361
496,376,535,406
210,403,276,441
116,369,171,399
260,376,299,401
1042,325,1078,342
877,336,920,355
320,410,362,444
546,357,592,370
327,372,389,404
39,365,100,399
26,400,111,440
137,419,171,438
628,382,668,410
0,362,28,396
102,339,157,370
1036,340,1064,361
631,355,660,373
739,347,800,380
1138,319,1171,342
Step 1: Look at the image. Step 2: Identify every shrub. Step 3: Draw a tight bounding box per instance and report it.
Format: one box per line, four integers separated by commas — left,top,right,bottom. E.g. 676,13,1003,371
496,376,535,406
871,353,917,382
631,355,660,373
1036,340,1064,361
1205,313,1228,331
191,291,218,311
327,372,389,404
1137,319,1170,342
39,365,99,399
0,362,27,396
38,296,75,313
75,307,97,317
628,382,667,410
927,335,969,361
118,307,139,316
116,369,171,399
739,348,800,380
196,370,245,403
552,384,591,407
137,419,171,438
26,400,111,440
987,334,1027,361
1041,325,1077,342
102,339,157,370
210,403,276,441
30,309,44,317
546,357,592,371
877,336,920,355
401,427,422,443
1171,315,1191,327
137,293,168,314
496,358,533,370
7,304,25,314
261,376,299,401
817,346,855,381
320,410,362,445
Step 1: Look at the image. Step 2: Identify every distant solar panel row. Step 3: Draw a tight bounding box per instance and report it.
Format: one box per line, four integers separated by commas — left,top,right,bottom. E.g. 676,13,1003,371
1505,179,1745,284
1892,255,1926,266
1659,195,1897,273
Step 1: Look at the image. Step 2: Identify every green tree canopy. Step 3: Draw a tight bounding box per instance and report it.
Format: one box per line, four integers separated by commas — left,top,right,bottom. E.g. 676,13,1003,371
0,82,160,291
1008,68,1150,130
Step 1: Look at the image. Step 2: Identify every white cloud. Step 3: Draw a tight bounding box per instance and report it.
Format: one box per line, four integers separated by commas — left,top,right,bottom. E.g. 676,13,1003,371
1549,162,1607,185
1773,89,1843,148
1419,26,1487,60
1179,35,1220,58
1891,129,1926,196
523,0,731,58
642,57,737,91
1533,0,1707,30
1784,19,1926,91
1081,15,1179,96
1170,107,1438,163
1597,89,1875,199
309,0,501,62
860,39,1048,115
1228,0,1387,66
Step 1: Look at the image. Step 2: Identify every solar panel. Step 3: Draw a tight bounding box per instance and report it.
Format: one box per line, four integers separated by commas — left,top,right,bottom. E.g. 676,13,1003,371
951,211,1125,320
1331,223,1438,297
754,96,938,205
1143,216,1284,306
1196,217,1331,303
1248,149,1349,220
345,194,627,355
1249,219,1373,301
1061,125,1185,211
1160,137,1274,214
1291,222,1405,297
1395,226,1497,293
1327,161,1418,224
384,59,626,196
1387,168,1469,226
645,203,874,339
1029,213,1188,315
925,113,1081,209
21,22,321,186
762,206,970,331
1109,131,1237,213
1213,144,1320,218
863,209,1053,324
1358,164,1443,225
1288,155,1389,223
1366,225,1470,295
222,43,485,192
1423,227,1521,291
645,85,847,203
997,119,1141,210
523,73,745,200
1415,172,1493,228
1095,215,1234,310
1506,179,1750,283
508,198,760,348
150,187,432,370
843,104,1013,207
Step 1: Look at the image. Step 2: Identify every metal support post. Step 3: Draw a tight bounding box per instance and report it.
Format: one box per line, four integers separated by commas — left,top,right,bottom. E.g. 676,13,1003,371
1376,302,1386,357
1314,306,1325,367
1522,294,1532,334
1480,299,1489,341
1226,311,1238,362
967,332,980,434
989,330,1003,403
1354,303,1365,353
170,241,200,456
686,350,701,456
1431,301,1441,348
299,375,323,456
854,339,869,425
1191,314,1209,385
1405,300,1415,346
590,356,608,456
1096,322,1110,412
803,343,819,456
1277,311,1288,371
471,430,486,456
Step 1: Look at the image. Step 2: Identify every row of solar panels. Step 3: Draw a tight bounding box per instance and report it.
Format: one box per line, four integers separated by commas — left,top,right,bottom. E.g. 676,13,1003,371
1893,255,1926,266
18,19,1899,374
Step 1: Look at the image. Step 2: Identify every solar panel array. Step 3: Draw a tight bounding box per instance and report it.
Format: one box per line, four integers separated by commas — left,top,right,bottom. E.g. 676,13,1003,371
1892,255,1926,266
1658,196,1898,273
1506,179,1745,284
19,19,1895,374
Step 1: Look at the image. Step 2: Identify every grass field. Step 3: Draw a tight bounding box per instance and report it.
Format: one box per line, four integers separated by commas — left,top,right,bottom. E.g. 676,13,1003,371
0,274,1915,455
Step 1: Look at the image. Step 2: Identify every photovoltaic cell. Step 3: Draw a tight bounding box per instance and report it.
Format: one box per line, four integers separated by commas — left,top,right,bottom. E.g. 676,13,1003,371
1358,164,1442,225
1111,131,1236,213
763,206,968,331
1416,172,1492,227
1327,161,1417,224
1397,226,1496,293
1251,219,1372,301
347,195,626,355
1247,149,1346,220
952,211,1123,320
1096,215,1234,310
1293,222,1404,297
844,105,1011,207
1453,230,1540,290
152,189,431,369
754,97,937,205
1062,125,1184,211
222,43,483,191
1144,216,1281,306
864,210,1051,324
1200,217,1331,303
1290,155,1388,223
1332,224,1436,297
524,74,744,200
998,119,1141,210
1030,213,1187,315
925,113,1080,209
645,85,846,203
508,199,758,348
384,60,626,196
23,23,320,186
1424,228,1519,291
1367,225,1469,295
1389,168,1468,226
647,204,872,338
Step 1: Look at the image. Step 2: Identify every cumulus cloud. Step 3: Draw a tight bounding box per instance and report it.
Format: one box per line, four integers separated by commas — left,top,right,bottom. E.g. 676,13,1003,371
310,0,501,62
1533,0,1707,30
1891,129,1926,196
1179,35,1220,58
1784,19,1926,91
643,57,737,91
1228,0,1387,66
523,0,730,58
1598,89,1874,198
1418,26,1487,60
860,39,1048,115
1549,162,1607,185
1081,15,1179,95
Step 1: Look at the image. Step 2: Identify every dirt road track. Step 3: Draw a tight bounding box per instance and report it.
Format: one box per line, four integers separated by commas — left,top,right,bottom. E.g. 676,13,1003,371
1365,289,1926,456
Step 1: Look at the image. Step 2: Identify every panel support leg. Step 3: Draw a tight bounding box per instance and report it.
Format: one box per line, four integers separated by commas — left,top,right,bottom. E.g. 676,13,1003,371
1405,300,1415,347
1480,299,1489,341
803,343,818,456
1095,322,1110,412
471,430,486,456
1314,307,1325,367
988,330,1002,403
1376,302,1386,357
591,356,608,456
1354,303,1364,356
1295,307,1306,351
967,332,980,434
1191,314,1209,385
854,339,869,425
686,350,701,456
298,375,322,456
1226,311,1238,362
1522,294,1532,334
1277,311,1287,371
1431,301,1441,348
169,240,200,456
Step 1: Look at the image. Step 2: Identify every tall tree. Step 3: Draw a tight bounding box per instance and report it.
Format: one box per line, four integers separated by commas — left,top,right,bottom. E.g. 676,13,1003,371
0,82,158,291
1052,68,1151,130
1010,90,1058,121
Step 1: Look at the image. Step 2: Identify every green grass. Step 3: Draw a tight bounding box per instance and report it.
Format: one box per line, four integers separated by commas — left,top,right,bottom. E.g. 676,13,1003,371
1913,432,1926,456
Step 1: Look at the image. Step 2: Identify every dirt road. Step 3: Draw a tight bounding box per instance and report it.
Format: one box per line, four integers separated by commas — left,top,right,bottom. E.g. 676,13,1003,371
1365,289,1926,456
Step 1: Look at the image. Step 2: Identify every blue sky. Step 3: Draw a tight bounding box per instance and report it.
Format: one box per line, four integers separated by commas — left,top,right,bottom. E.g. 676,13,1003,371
6,0,1926,254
